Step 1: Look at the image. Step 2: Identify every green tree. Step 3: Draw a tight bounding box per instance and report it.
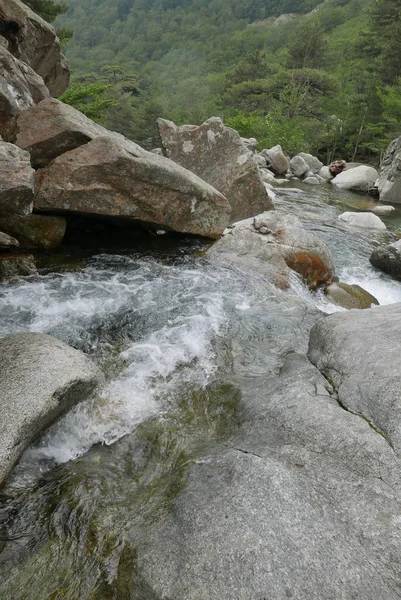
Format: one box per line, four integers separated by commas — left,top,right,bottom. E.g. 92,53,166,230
22,0,67,22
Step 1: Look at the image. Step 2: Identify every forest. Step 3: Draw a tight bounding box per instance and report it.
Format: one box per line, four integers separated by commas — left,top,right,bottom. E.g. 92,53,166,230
26,0,401,163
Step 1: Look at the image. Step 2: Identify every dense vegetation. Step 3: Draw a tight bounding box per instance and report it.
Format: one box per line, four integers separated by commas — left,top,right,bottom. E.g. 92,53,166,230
48,0,401,161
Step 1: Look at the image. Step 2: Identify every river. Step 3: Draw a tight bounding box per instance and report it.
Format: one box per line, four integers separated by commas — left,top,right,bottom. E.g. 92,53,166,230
1,183,400,598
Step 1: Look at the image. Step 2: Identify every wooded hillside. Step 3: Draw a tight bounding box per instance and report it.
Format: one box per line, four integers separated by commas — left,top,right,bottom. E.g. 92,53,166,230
50,0,401,162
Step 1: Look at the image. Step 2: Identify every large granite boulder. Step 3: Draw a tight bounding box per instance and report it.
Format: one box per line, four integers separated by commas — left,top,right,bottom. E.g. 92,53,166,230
309,302,401,454
298,152,323,174
0,332,103,485
0,0,69,96
156,116,273,222
0,214,66,248
0,45,49,141
331,165,379,192
15,98,110,168
324,281,379,309
260,144,289,175
289,154,309,178
34,136,231,239
370,239,401,280
378,136,401,204
338,211,386,230
0,140,34,216
208,211,335,289
135,352,401,599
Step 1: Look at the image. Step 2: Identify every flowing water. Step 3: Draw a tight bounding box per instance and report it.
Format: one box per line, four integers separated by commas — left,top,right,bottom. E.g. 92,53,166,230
1,184,401,598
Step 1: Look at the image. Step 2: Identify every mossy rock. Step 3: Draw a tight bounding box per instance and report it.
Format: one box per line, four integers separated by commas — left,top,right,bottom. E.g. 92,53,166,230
324,281,379,310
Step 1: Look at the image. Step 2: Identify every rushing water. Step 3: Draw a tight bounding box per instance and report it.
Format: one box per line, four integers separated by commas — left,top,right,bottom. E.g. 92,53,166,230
1,183,401,598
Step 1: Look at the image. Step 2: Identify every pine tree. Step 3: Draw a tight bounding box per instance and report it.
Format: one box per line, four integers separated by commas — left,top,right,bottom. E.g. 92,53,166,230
21,0,67,23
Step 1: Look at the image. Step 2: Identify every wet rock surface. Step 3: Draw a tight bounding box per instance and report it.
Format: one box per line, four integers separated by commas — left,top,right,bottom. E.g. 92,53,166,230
324,281,379,309
208,211,335,289
378,136,401,204
0,252,36,282
0,332,103,486
135,352,401,600
157,116,273,222
370,240,401,281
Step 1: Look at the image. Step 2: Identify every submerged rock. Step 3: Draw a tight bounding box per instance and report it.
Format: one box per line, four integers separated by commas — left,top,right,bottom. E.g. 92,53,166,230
208,211,335,289
156,116,273,222
34,136,231,239
0,253,36,282
338,211,386,230
0,214,66,248
332,165,379,192
370,239,401,281
0,0,69,96
309,302,401,454
324,281,379,309
371,205,395,216
0,332,103,485
0,141,34,216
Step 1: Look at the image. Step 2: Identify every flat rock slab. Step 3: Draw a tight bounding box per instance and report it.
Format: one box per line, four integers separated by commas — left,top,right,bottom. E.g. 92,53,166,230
0,45,49,141
34,136,231,239
308,302,401,454
0,0,69,96
0,214,66,248
0,141,34,216
157,116,273,222
324,281,379,309
0,332,103,485
135,354,401,599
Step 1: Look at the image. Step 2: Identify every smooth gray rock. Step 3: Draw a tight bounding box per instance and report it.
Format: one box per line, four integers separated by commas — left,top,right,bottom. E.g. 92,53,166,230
332,165,379,192
338,211,386,230
136,352,401,600
371,205,395,216
208,211,335,289
308,302,401,454
0,332,103,485
289,155,309,177
253,153,267,168
0,45,49,141
0,141,34,216
298,152,323,173
157,117,273,222
318,165,333,181
303,176,320,185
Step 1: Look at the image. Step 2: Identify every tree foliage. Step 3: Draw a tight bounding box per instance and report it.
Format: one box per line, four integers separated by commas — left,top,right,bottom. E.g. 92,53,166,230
52,0,401,161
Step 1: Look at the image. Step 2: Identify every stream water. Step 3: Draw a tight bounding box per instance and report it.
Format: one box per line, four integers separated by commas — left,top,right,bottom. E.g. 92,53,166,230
1,184,401,598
